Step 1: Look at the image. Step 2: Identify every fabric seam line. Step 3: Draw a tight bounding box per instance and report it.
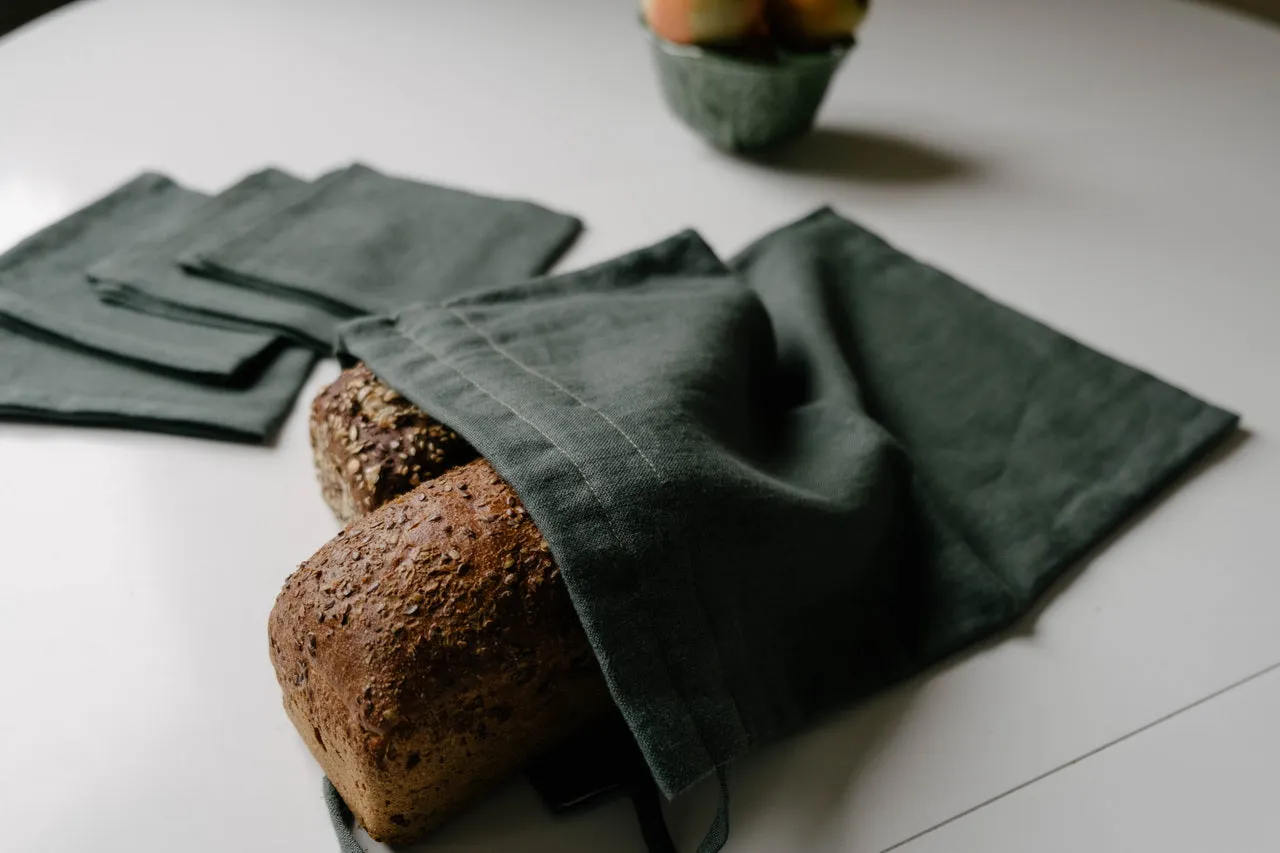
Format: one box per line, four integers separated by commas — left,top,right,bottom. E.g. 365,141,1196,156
446,305,756,770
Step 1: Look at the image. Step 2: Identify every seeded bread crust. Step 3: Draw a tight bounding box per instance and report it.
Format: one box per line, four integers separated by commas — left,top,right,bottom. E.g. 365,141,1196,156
269,457,613,842
310,364,478,524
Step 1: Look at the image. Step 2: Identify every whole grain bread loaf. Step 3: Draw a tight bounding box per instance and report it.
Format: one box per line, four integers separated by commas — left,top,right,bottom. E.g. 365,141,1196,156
269,457,613,842
310,363,477,524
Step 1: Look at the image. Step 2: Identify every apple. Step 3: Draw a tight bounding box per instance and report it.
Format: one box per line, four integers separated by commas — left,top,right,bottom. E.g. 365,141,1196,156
768,0,869,45
643,0,766,45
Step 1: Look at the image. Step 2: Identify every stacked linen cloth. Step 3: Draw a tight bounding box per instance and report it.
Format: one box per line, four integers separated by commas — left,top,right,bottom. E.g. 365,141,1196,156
0,165,583,442
91,163,583,353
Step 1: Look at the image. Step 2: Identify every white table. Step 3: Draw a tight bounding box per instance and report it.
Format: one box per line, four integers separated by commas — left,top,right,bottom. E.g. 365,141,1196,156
2,1,1279,851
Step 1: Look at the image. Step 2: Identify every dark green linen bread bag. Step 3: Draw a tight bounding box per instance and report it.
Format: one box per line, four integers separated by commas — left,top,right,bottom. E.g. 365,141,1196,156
336,209,1238,851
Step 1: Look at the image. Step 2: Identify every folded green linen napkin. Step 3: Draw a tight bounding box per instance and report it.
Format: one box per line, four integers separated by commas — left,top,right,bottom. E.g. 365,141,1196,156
188,163,583,316
339,209,1238,851
0,174,317,443
0,173,284,383
89,169,352,351
0,323,316,442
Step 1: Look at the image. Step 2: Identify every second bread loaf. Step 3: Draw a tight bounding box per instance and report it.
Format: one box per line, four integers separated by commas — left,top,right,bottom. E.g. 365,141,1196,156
310,363,477,524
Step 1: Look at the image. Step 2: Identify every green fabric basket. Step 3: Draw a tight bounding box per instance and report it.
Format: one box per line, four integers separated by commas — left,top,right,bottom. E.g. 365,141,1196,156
645,28,851,152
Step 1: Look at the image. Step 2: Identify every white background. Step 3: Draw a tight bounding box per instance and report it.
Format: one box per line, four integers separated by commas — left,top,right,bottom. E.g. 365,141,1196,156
1,1,1278,851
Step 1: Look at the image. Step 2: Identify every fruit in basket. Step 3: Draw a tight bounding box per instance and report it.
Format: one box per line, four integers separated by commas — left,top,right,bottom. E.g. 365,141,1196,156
641,0,859,152
642,0,766,45
768,0,869,46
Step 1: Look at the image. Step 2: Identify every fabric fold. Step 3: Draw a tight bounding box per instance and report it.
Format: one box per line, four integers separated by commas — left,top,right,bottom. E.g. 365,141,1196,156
0,173,284,383
0,324,316,442
0,173,317,443
89,168,349,351
190,163,583,317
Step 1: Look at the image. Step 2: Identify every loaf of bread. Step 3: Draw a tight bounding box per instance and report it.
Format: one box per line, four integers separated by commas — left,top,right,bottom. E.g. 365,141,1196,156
310,363,477,524
269,457,614,842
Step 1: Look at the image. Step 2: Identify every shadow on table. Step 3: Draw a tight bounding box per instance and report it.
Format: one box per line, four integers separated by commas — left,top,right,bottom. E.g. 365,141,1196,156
0,0,79,39
668,683,918,852
741,125,984,187
1192,0,1280,27
400,779,650,853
